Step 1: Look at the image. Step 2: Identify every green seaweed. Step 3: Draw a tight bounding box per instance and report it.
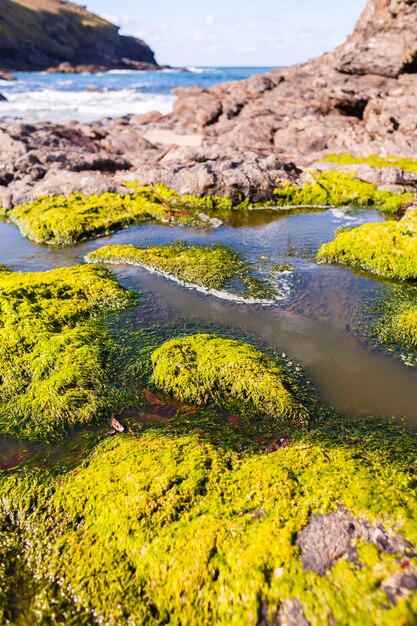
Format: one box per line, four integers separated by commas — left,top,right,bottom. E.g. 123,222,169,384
86,242,276,300
273,171,413,214
321,153,417,173
1,410,417,624
0,265,134,441
151,334,308,425
317,210,417,281
3,184,255,246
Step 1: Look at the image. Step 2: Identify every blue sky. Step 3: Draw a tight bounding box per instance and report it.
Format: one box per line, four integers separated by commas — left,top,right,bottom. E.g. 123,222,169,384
85,0,367,67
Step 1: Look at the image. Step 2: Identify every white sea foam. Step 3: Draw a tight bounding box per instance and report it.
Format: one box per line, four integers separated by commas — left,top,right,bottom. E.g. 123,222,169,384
330,208,362,222
0,88,175,123
85,256,277,305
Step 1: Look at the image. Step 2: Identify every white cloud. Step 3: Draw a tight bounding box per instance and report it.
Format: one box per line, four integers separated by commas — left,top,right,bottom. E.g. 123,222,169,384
204,13,216,26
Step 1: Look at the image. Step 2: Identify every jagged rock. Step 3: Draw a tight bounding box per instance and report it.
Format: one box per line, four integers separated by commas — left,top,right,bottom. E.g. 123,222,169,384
164,0,417,159
331,0,417,78
0,93,7,102
126,146,302,202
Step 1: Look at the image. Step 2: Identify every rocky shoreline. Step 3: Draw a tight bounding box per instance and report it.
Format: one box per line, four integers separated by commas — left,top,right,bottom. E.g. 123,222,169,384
1,0,417,211
1,1,417,624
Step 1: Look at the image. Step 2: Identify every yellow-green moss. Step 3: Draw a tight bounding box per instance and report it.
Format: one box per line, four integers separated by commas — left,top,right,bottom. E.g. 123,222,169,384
86,242,276,300
317,210,417,281
151,334,308,425
273,171,413,214
322,153,417,173
0,265,134,441
1,413,417,625
4,184,252,246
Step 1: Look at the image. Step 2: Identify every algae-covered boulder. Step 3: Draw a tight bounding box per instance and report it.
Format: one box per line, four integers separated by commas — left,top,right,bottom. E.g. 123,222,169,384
274,171,413,213
2,417,417,625
5,185,241,246
317,210,417,281
151,334,307,425
0,265,133,440
87,242,245,291
86,242,275,301
6,191,169,245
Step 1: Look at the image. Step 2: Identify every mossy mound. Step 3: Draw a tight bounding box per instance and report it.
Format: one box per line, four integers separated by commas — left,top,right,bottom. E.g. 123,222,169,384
5,189,168,246
0,265,133,440
322,153,417,173
4,184,247,246
273,171,413,214
151,334,307,425
317,210,417,281
86,242,275,300
2,415,417,625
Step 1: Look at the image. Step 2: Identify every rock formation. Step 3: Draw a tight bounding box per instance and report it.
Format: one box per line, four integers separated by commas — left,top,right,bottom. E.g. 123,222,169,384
155,0,417,160
1,0,417,207
0,0,158,72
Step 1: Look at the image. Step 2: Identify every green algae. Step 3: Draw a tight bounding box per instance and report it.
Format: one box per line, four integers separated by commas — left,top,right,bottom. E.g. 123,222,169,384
5,190,169,246
322,153,417,173
273,171,413,214
317,210,417,281
374,287,417,356
1,410,417,625
3,184,254,246
0,265,134,441
151,334,308,425
86,242,276,301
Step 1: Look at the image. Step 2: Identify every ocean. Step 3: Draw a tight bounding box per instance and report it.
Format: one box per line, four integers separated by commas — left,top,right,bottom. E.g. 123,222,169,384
0,67,272,124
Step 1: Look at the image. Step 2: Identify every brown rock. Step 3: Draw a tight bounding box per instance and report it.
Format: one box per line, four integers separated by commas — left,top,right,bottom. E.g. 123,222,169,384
0,71,16,81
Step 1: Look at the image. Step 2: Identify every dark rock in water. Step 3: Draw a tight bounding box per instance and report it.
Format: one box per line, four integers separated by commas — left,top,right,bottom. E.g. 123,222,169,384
46,63,108,75
0,93,7,102
0,0,158,72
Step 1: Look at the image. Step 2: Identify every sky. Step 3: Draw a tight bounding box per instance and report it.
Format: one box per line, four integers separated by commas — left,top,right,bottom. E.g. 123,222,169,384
84,0,368,67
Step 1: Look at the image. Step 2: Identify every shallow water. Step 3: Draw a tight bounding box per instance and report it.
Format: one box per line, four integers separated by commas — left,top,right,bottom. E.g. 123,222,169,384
2,205,417,437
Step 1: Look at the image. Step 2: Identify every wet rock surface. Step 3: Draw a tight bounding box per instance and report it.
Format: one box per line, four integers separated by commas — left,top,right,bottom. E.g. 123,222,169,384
296,508,415,575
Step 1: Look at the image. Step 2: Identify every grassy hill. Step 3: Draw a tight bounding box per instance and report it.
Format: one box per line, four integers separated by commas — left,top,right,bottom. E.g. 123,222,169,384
0,0,158,71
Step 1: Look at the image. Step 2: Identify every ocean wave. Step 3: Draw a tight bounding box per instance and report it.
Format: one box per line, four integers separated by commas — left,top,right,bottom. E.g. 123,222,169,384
0,89,175,123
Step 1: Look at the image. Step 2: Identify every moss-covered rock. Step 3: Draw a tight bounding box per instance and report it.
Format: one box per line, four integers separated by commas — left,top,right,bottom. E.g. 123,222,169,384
273,171,413,214
151,334,307,425
2,412,417,625
3,184,250,246
321,153,417,173
0,265,134,440
86,242,276,301
317,210,417,281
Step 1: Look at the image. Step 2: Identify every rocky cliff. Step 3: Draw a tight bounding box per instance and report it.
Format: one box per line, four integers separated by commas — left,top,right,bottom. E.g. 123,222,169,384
159,0,417,160
0,0,158,71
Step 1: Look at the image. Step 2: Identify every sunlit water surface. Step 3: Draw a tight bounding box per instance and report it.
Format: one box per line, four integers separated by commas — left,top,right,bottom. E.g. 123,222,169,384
1,206,416,462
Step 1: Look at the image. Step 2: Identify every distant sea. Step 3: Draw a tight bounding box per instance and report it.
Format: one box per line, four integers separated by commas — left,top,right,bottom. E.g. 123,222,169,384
0,67,273,124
